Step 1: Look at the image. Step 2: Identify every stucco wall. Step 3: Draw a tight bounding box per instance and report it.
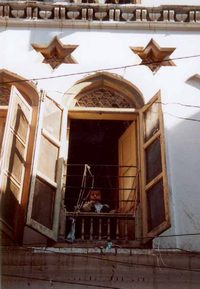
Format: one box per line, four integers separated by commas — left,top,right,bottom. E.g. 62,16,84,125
2,247,200,289
0,25,200,251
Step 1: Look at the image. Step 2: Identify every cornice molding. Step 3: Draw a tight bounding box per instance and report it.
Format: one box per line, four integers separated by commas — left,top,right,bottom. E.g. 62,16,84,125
0,2,199,31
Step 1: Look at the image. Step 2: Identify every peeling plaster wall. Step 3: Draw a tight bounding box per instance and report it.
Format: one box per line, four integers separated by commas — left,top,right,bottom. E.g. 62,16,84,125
0,23,200,251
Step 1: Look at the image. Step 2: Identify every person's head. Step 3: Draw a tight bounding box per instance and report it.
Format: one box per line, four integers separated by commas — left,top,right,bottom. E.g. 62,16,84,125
89,190,101,203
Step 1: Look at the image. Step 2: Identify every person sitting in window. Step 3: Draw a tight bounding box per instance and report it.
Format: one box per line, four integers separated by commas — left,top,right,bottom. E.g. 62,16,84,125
81,190,110,213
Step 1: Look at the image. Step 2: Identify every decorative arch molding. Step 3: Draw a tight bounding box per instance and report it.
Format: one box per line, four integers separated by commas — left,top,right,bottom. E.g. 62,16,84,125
64,72,144,109
0,69,39,106
76,87,134,108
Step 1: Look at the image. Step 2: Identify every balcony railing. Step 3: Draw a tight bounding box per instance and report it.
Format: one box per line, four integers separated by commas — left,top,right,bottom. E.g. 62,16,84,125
64,163,139,245
65,212,135,244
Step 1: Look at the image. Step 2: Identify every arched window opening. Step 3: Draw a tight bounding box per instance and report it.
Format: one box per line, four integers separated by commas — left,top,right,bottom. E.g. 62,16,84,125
62,73,169,246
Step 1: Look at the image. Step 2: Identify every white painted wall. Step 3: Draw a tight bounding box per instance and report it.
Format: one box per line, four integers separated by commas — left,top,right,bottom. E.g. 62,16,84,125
0,25,200,251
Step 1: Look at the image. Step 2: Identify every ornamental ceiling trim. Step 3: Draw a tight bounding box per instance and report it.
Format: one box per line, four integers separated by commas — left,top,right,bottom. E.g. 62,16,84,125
0,69,39,106
0,3,199,31
0,84,10,105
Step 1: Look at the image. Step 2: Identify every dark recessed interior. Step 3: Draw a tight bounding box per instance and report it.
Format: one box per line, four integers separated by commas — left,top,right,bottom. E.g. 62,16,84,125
65,119,131,211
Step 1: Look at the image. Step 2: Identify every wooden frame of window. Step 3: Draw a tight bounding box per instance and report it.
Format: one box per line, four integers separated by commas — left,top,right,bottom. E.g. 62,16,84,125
26,94,67,241
24,89,169,243
0,86,35,241
140,91,170,242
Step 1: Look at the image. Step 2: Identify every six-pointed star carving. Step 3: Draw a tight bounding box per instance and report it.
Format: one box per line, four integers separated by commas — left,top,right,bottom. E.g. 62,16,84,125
32,36,78,69
130,39,176,73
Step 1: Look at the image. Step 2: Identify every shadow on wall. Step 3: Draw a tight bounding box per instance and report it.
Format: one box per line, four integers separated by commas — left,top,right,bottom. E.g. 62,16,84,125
166,108,200,251
186,75,200,90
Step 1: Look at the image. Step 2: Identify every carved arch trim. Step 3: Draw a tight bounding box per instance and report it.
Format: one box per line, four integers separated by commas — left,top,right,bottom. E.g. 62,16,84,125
64,72,144,109
0,69,39,106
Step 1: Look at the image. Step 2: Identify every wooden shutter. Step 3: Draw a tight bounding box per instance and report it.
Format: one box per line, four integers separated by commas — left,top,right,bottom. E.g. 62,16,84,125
118,121,137,213
26,94,65,241
0,86,32,234
0,110,7,154
140,91,170,241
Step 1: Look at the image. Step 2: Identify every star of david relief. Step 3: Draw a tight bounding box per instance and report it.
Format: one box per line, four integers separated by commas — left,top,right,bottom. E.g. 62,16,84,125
130,39,176,73
32,37,78,69
75,88,134,108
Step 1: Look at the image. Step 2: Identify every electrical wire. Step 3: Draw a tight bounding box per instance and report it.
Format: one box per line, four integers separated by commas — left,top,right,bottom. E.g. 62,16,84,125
0,53,199,85
13,244,199,255
165,112,200,123
1,273,122,289
159,102,200,109
2,248,200,274
145,101,200,123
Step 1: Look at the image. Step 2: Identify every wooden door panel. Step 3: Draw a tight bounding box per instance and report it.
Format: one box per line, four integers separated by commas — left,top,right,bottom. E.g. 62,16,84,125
118,121,137,213
0,86,32,234
0,86,32,198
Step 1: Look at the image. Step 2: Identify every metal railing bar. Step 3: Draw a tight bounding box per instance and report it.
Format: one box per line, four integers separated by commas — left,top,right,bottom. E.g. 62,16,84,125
66,186,137,190
65,174,137,178
66,164,137,168
65,212,135,218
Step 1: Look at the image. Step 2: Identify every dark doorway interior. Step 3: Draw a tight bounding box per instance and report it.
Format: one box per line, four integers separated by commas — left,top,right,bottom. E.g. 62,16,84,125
65,119,131,211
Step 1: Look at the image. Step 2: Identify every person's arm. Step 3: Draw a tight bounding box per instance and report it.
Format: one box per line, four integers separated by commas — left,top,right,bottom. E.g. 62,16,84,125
82,201,94,212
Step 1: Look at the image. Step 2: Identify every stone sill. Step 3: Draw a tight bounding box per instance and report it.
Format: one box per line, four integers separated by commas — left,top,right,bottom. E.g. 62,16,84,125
2,246,199,288
2,245,199,256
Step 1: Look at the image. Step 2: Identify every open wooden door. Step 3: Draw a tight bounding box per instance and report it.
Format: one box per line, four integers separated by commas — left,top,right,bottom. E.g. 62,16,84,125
26,94,65,241
118,121,138,213
0,86,32,237
140,91,170,242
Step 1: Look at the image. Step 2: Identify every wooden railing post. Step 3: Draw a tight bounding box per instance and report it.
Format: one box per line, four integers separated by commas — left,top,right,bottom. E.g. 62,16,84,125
81,217,85,240
90,217,93,240
125,218,128,241
65,212,135,243
99,218,102,240
107,218,110,240
116,218,119,240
